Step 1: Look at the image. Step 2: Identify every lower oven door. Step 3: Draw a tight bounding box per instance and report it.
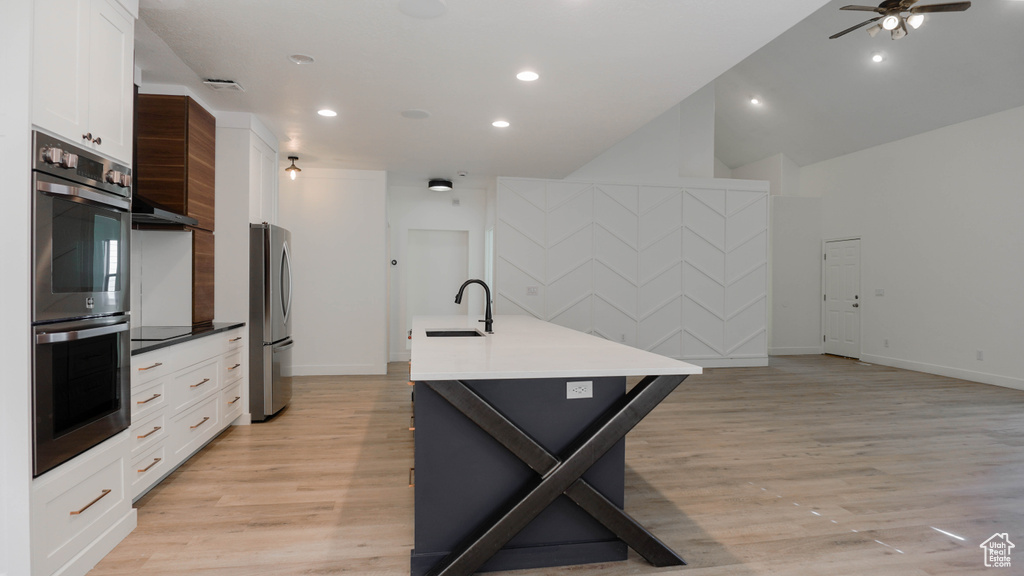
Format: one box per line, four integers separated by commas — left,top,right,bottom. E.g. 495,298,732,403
33,316,131,477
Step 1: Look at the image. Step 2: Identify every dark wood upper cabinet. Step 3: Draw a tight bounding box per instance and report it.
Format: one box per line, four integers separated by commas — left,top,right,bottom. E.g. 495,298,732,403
136,94,216,231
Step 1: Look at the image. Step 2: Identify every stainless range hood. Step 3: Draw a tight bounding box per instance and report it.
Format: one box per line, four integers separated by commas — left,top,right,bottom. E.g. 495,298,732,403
131,196,199,226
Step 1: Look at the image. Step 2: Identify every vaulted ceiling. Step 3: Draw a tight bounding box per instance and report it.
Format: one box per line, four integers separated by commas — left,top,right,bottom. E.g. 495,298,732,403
135,0,1024,187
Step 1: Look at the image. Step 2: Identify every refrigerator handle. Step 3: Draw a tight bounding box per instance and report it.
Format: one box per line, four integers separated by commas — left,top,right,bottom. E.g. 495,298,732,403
281,241,293,324
274,338,295,352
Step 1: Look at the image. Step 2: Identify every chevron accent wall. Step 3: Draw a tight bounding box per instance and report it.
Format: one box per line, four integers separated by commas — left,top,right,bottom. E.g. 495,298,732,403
496,178,768,366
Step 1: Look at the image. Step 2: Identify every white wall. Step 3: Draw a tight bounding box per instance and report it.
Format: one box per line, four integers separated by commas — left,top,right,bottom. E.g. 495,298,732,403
278,168,389,375
798,105,1024,389
496,177,769,367
769,196,822,355
568,83,716,182
0,1,33,573
387,185,488,361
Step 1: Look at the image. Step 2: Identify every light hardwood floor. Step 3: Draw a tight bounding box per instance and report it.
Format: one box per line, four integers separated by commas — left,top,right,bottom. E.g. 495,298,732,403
90,356,1024,575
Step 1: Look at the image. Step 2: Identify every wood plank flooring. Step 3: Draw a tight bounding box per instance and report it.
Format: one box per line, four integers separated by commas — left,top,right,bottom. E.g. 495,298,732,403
89,356,1024,575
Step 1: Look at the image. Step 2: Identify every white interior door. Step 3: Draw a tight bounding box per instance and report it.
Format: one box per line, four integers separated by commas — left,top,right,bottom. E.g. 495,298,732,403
407,230,469,348
823,238,861,358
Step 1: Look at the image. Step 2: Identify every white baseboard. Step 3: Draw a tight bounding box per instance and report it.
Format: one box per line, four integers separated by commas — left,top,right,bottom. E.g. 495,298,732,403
861,354,1024,392
291,364,387,376
685,357,769,368
230,413,252,426
390,351,411,363
769,346,822,356
53,509,136,576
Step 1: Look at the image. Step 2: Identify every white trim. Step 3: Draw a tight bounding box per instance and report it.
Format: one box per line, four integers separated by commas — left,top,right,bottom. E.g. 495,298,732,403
769,347,822,356
686,357,769,368
291,364,387,376
391,351,412,363
861,354,1024,392
51,511,136,576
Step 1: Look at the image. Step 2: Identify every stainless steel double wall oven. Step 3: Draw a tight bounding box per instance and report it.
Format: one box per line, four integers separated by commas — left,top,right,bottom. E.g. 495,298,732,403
31,130,133,477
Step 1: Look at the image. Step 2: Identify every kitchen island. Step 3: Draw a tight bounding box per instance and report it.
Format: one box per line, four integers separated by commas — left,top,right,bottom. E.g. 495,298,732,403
410,315,702,576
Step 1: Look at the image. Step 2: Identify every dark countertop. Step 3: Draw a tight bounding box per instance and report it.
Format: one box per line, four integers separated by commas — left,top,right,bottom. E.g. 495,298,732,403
130,321,246,356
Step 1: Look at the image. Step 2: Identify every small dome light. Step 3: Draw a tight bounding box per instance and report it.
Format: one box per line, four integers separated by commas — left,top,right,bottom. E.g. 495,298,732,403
516,71,539,82
318,109,337,117
492,120,510,128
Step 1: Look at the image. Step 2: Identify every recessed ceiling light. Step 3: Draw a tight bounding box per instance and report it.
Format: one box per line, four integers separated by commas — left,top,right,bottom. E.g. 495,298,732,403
401,109,431,120
750,97,761,105
398,0,447,19
492,120,510,128
516,71,539,82
317,109,337,117
872,53,885,63
288,54,315,65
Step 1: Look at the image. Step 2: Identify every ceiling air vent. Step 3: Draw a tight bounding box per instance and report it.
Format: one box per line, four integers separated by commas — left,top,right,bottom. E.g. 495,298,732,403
203,79,244,92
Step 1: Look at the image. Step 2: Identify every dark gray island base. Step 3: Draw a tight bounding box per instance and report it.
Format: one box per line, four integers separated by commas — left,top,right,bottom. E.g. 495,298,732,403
411,374,689,576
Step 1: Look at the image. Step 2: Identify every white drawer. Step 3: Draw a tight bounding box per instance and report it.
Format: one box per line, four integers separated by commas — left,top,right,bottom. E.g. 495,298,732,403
32,435,129,576
132,353,172,386
171,395,220,461
131,444,170,500
130,409,168,457
132,377,167,420
222,350,243,385
222,379,244,424
172,357,219,412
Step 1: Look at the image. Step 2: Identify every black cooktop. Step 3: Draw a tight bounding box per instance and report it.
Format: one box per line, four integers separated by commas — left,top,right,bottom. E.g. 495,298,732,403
130,326,194,342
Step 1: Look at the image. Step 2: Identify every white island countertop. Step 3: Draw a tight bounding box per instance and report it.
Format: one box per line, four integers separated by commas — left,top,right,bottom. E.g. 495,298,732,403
411,315,702,381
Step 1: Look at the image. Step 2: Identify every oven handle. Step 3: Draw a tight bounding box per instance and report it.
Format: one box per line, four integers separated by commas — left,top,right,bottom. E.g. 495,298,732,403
36,322,129,344
37,179,130,212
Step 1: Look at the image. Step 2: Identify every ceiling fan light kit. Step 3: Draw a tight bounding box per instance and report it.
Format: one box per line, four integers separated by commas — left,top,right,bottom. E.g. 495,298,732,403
830,0,970,40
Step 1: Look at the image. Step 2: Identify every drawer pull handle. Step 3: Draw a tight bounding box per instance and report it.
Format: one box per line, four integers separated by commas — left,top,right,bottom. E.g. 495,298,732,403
69,489,111,516
190,416,210,430
137,426,162,439
409,415,415,431
137,393,162,405
408,467,415,487
138,458,162,473
190,378,211,389
228,396,241,405
228,363,241,371
139,362,163,372
229,336,242,342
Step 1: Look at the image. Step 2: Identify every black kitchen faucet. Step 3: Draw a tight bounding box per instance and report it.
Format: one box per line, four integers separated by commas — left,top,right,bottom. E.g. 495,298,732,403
455,279,493,333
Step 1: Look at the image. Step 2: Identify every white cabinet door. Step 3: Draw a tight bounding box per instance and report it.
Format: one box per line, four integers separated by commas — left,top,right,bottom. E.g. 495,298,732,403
87,0,134,162
32,0,90,143
32,0,134,163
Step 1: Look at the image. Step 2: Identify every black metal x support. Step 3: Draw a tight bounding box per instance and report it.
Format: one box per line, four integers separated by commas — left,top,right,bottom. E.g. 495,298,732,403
422,374,689,576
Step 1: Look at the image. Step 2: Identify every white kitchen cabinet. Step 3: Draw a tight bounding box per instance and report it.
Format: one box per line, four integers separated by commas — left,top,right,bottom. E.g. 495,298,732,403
32,0,134,163
30,432,137,576
128,326,246,500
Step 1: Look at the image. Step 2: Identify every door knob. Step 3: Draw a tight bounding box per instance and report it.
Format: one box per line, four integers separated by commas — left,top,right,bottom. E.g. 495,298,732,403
852,303,859,308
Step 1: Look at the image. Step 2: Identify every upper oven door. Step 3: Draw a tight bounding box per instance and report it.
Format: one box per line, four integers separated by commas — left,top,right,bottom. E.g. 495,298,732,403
33,172,131,323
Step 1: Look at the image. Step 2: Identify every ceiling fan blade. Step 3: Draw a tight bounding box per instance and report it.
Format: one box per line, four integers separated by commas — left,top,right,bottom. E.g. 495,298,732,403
911,2,971,13
840,5,884,12
829,16,882,39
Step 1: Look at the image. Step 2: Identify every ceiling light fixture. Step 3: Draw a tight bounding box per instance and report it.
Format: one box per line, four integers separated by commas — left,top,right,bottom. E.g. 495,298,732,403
881,14,900,30
516,71,539,82
872,52,885,63
750,97,761,105
906,13,925,28
317,109,337,117
492,120,510,128
285,156,301,181
428,179,453,191
288,54,315,65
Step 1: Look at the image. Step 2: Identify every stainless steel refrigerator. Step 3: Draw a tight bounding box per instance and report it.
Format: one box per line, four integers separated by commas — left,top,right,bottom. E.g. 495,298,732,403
249,223,294,421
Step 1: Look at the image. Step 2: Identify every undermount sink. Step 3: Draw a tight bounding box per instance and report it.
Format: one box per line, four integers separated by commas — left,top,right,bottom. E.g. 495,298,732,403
426,330,483,337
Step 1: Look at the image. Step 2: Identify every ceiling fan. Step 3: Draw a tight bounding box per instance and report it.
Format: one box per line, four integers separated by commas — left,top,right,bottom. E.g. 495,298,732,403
829,0,971,40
